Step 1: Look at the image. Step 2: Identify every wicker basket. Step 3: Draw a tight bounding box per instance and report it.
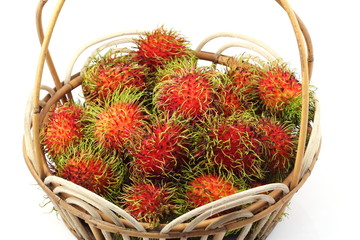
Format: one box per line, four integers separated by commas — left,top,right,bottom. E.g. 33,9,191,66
23,0,321,239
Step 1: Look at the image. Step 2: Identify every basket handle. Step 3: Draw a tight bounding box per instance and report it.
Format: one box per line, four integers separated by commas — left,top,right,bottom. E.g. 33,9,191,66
31,0,314,189
32,0,65,179
275,0,313,190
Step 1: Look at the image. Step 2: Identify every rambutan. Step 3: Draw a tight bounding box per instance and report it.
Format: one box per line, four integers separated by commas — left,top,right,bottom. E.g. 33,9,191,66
40,102,84,158
153,64,216,120
256,118,296,173
133,26,193,71
121,182,174,227
56,148,123,200
154,56,198,83
186,173,239,208
82,51,149,105
85,89,147,152
129,115,190,179
214,83,254,117
258,64,302,115
204,115,263,178
226,61,261,99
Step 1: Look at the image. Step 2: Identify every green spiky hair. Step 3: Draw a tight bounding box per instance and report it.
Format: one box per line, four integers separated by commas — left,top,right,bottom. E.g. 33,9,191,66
154,55,198,81
281,87,317,126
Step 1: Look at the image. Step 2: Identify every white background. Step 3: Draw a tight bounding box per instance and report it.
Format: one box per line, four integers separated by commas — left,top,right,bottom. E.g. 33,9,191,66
1,0,359,239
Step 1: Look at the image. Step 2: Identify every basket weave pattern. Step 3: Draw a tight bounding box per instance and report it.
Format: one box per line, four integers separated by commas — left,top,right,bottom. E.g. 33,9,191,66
23,0,321,239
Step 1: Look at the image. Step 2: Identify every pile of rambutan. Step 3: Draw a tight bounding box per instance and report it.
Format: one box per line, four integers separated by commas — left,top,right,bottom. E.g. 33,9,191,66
40,26,316,228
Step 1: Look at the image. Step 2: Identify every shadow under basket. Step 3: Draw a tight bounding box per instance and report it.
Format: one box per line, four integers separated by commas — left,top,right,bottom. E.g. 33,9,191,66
23,0,321,239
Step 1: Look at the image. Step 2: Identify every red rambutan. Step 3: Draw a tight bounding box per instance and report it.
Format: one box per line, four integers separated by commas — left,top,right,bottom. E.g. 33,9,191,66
129,115,190,179
40,102,84,158
56,149,123,198
258,64,302,113
121,182,174,227
214,83,253,117
133,26,193,71
257,118,296,173
82,51,149,105
153,65,216,120
227,62,260,98
205,116,263,178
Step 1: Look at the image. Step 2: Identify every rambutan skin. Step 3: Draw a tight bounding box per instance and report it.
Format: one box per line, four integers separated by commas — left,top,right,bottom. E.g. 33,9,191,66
133,26,193,71
85,90,148,152
186,173,239,208
82,52,149,105
129,117,190,179
153,68,215,120
94,102,145,151
214,84,253,117
40,102,84,158
226,63,260,98
204,116,263,178
258,66,302,112
57,154,121,197
257,118,296,173
121,182,174,227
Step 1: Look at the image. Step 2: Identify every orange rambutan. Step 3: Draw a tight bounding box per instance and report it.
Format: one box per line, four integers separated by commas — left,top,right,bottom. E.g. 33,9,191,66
258,64,302,112
85,89,147,152
186,173,239,208
40,102,84,158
